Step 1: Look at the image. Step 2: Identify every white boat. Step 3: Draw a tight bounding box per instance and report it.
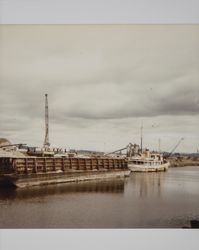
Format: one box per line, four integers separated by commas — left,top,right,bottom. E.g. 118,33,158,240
128,148,170,172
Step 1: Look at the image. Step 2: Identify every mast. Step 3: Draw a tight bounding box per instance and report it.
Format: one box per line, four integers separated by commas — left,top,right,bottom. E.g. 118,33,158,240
158,138,161,153
140,123,143,153
43,93,50,149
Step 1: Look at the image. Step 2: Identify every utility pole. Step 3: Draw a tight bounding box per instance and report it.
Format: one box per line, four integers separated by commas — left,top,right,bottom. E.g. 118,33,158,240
43,94,50,150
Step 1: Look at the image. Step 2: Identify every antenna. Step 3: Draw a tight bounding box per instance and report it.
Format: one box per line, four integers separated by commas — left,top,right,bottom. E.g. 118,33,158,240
43,94,50,149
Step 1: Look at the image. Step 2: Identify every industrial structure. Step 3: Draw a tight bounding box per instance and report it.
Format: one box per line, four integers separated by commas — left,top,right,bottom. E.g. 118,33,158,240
43,94,50,150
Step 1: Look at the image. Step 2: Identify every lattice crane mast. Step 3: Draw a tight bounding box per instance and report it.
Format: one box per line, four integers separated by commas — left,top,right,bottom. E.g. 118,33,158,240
43,94,50,150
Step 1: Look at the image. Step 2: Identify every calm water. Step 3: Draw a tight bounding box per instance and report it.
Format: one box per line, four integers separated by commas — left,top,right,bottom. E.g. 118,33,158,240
0,166,199,228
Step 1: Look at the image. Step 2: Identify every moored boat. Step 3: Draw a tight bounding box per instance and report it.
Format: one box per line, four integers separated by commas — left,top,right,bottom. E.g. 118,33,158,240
105,142,170,172
128,148,170,172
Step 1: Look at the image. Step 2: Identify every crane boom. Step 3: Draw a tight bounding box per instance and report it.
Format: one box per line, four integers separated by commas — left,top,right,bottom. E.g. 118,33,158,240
0,143,26,148
105,146,128,156
168,137,184,157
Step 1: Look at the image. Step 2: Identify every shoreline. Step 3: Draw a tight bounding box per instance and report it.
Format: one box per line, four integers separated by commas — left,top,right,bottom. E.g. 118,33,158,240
168,159,199,168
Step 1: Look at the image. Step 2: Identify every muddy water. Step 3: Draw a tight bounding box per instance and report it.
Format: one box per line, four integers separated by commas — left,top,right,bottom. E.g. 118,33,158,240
0,166,199,228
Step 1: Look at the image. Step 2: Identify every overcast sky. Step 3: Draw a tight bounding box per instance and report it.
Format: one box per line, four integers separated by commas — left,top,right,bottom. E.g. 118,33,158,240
0,25,198,153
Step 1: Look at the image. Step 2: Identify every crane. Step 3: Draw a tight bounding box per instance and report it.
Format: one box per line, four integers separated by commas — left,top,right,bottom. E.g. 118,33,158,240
104,143,140,157
0,143,26,148
105,146,128,156
167,137,184,157
43,94,50,150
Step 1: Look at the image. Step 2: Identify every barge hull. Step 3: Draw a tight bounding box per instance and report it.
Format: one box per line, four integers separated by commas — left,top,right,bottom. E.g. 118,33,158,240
0,157,129,188
0,170,130,188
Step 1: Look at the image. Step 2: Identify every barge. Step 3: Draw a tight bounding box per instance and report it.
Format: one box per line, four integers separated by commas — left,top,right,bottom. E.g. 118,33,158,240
0,156,130,188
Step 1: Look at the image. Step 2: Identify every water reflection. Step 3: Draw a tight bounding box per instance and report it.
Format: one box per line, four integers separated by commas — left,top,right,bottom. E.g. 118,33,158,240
0,173,166,200
129,172,166,198
0,178,125,201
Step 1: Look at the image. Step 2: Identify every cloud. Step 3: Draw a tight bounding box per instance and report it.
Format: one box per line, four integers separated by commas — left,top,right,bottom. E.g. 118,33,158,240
0,25,198,152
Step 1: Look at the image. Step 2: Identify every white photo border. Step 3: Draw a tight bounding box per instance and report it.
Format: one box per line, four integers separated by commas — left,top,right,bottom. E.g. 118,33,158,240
0,0,198,249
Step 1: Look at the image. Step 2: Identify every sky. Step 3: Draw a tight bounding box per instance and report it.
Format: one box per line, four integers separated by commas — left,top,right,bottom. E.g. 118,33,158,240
0,25,199,153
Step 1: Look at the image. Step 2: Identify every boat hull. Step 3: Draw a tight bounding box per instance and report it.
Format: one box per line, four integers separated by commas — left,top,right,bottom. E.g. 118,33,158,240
128,162,170,172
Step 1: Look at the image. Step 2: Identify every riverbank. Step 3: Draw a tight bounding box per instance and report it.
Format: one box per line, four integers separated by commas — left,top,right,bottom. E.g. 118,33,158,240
168,157,199,167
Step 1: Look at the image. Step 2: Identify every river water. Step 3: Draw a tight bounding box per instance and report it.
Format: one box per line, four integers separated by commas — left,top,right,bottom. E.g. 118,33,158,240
0,166,199,228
